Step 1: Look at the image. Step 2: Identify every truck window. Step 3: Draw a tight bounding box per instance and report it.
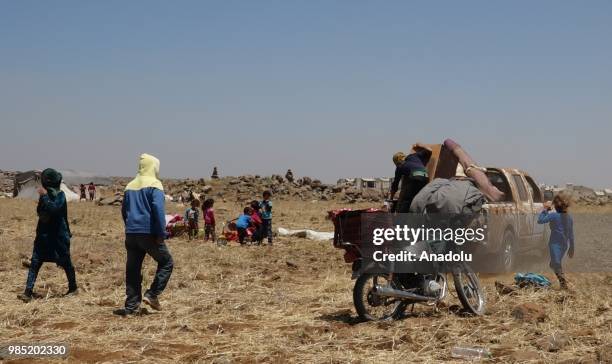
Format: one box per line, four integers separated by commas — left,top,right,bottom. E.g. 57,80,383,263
512,175,529,202
543,190,554,201
524,175,543,202
486,170,513,202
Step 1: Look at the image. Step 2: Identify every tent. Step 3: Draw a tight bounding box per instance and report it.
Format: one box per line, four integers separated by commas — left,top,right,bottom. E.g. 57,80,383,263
13,170,80,202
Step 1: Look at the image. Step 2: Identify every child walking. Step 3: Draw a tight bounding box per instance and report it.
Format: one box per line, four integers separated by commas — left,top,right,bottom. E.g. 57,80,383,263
235,207,253,245
260,191,273,245
203,198,216,242
184,199,200,240
537,192,575,289
18,168,78,302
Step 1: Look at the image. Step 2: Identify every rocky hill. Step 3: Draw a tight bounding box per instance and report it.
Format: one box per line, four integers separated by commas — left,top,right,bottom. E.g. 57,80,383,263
96,174,384,206
3,169,609,206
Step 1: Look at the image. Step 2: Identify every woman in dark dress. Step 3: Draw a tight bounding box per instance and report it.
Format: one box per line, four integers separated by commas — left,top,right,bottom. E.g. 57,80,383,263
18,168,77,302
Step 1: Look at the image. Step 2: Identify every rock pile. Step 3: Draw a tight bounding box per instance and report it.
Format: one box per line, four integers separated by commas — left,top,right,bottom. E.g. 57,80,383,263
159,175,384,204
97,193,123,206
0,169,381,204
0,170,16,197
568,185,610,206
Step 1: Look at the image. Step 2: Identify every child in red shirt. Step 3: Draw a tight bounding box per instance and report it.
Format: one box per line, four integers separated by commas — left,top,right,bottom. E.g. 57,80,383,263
202,198,216,242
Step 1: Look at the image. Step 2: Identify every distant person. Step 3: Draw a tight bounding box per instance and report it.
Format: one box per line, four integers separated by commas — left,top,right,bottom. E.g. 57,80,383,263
88,182,96,201
184,199,200,240
235,207,253,245
260,190,273,245
79,184,87,201
202,198,216,242
285,169,294,183
389,143,432,213
249,200,263,244
18,168,77,302
114,153,174,316
211,167,219,179
538,192,575,290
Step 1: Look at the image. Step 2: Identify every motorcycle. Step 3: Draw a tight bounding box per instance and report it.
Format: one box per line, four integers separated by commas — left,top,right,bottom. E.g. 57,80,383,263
330,206,486,321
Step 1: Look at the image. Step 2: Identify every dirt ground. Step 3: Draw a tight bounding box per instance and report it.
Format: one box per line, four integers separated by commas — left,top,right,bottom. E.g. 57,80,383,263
0,198,610,363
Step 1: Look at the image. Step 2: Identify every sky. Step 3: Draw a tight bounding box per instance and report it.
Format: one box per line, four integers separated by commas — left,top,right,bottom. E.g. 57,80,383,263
1,1,611,187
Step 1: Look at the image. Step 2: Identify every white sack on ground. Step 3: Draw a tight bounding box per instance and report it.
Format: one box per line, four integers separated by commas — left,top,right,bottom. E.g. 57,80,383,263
277,227,334,241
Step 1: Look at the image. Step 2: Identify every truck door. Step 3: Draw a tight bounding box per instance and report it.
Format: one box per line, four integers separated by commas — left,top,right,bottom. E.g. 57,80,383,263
524,175,546,242
511,174,533,247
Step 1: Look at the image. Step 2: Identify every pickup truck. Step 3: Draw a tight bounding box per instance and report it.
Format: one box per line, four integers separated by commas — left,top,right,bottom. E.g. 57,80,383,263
418,143,549,272
481,168,549,271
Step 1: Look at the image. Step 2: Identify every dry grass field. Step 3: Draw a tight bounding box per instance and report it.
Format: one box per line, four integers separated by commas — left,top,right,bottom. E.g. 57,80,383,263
0,198,611,363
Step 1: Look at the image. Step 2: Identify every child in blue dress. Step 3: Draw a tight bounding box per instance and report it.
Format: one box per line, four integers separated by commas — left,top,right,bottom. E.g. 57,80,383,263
537,192,574,289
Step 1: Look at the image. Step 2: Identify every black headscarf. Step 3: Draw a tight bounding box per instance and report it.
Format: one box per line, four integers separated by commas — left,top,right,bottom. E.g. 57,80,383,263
41,168,62,197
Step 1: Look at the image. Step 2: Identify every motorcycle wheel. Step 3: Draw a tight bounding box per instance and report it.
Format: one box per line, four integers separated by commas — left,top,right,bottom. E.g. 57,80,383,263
452,263,486,315
353,273,404,321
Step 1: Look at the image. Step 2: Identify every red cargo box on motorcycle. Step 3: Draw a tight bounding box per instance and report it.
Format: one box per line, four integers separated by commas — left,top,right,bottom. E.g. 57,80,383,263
328,208,389,264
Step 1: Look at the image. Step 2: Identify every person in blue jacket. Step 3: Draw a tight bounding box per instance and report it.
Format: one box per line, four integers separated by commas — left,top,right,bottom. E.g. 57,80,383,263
537,191,574,289
18,168,78,302
114,153,174,316
235,207,253,245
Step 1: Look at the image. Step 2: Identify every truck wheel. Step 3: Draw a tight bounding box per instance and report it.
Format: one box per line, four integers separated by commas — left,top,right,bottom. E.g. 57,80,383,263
498,229,516,273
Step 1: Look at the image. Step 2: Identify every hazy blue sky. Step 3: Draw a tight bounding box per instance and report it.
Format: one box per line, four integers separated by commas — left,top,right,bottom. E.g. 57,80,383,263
1,1,611,186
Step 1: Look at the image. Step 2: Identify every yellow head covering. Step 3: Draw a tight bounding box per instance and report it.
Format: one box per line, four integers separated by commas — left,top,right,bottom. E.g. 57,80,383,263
125,153,164,191
392,152,406,166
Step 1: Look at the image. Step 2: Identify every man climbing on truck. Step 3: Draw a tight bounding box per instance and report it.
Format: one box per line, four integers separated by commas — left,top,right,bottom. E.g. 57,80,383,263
389,143,432,213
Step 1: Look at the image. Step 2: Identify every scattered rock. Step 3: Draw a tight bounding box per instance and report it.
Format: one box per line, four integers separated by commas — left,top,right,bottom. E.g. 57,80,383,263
97,195,122,206
511,303,547,322
434,330,449,341
361,189,382,202
535,333,569,352
595,303,610,316
495,281,517,295
286,261,298,269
